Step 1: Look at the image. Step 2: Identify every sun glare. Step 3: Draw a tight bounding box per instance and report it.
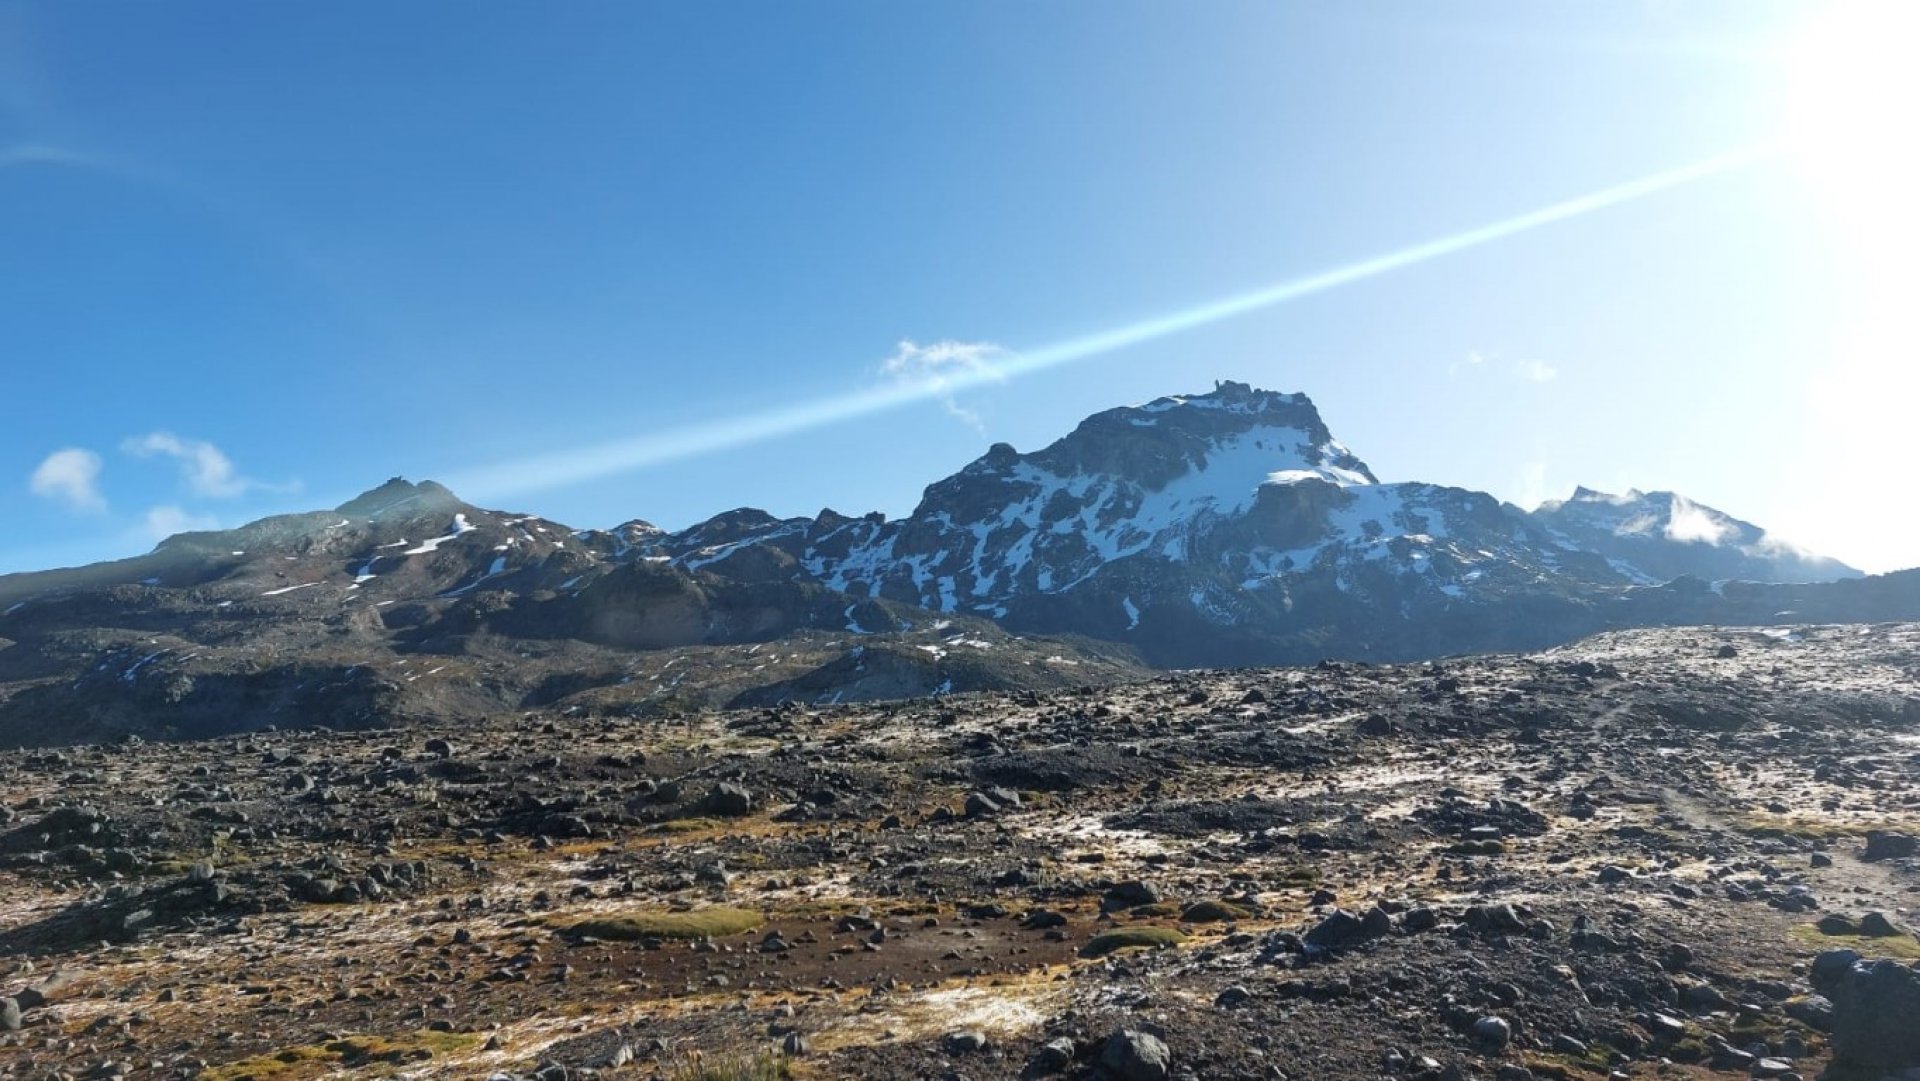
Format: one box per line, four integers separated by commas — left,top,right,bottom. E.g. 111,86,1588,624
1776,1,1920,570
1786,1,1920,236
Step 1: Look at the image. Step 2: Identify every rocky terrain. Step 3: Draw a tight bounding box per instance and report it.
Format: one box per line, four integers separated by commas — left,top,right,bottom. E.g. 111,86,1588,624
3,623,1919,1080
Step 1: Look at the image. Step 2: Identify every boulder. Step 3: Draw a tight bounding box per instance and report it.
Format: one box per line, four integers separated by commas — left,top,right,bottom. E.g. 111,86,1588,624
1473,1015,1513,1050
1030,1036,1076,1072
942,1030,988,1055
1858,911,1908,937
1829,958,1920,1074
1305,908,1368,948
1105,880,1161,908
704,783,754,816
1863,831,1917,861
964,791,1005,818
1100,1029,1171,1081
1811,948,1863,987
1784,994,1834,1031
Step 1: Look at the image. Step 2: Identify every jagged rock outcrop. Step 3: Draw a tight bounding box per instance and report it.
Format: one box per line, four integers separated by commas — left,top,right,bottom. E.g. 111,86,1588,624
645,382,1868,665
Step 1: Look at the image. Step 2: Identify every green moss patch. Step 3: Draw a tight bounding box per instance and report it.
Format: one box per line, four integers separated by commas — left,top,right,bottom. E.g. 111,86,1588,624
199,1030,480,1081
652,817,730,834
1734,813,1916,841
562,906,765,941
1079,926,1187,958
1180,900,1252,922
1522,1039,1618,1077
1789,923,1920,959
1263,865,1321,886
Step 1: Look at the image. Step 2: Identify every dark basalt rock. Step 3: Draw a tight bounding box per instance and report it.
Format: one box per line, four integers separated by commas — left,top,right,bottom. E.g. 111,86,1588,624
1828,959,1920,1075
1863,830,1918,861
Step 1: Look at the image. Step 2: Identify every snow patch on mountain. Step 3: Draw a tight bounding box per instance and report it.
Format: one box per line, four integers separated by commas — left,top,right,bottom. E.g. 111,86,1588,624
404,514,476,556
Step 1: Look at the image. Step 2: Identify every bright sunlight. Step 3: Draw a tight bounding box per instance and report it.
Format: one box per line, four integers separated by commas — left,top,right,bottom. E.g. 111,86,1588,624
1782,0,1920,565
1787,0,1920,243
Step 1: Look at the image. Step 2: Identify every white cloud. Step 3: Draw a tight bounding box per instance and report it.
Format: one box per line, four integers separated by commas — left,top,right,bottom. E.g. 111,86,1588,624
1447,350,1488,378
142,504,219,541
880,339,1008,433
1453,351,1558,383
1664,494,1735,545
28,448,106,512
1514,358,1559,383
122,431,251,498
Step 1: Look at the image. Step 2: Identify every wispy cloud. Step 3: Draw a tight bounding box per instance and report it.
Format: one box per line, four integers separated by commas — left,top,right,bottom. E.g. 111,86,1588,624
1447,350,1489,377
1451,351,1559,383
1664,494,1734,545
0,142,91,171
879,339,1008,433
121,431,287,499
142,504,219,541
28,448,106,512
1513,358,1559,383
1515,460,1554,509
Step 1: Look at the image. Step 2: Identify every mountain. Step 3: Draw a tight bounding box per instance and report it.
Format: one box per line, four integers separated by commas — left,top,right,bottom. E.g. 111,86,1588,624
0,480,1146,746
0,380,1903,748
1532,486,1856,585
643,381,1866,665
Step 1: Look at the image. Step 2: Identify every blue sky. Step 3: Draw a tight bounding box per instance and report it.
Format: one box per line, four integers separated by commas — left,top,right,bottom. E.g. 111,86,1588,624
5,1,1917,573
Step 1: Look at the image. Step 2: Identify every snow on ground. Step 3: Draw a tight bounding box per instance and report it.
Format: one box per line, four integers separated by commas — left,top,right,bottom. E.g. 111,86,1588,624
122,650,168,682
943,634,994,649
441,555,509,597
404,514,476,556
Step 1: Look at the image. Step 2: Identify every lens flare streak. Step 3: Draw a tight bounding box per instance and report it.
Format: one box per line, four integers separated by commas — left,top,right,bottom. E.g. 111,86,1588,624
455,143,1780,501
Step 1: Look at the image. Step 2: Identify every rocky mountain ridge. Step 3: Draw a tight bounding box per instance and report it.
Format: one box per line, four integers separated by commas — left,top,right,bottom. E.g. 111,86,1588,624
0,379,1910,746
641,381,1873,665
0,479,1145,747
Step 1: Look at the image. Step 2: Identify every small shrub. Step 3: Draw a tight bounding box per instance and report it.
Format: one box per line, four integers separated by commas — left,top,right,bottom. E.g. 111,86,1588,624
665,1048,790,1081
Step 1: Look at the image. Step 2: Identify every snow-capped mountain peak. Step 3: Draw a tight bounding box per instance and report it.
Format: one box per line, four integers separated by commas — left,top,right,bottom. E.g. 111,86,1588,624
635,382,1862,663
1532,486,1857,585
5,383,1869,680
